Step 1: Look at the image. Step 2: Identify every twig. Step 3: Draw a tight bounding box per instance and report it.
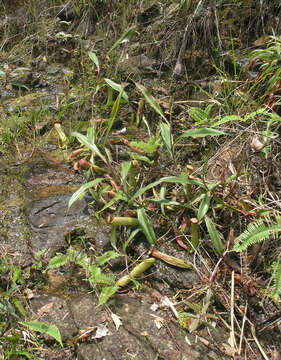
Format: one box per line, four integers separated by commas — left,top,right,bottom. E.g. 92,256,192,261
238,302,247,355
209,257,223,283
250,323,269,360
230,271,238,351
174,0,203,75
213,1,222,53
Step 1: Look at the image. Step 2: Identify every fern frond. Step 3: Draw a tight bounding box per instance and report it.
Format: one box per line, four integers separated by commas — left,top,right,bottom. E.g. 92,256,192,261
272,261,281,299
233,217,281,252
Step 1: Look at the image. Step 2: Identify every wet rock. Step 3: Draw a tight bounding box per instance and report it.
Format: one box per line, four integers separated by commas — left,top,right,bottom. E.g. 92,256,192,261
1,92,50,114
28,227,66,259
29,295,77,341
80,218,111,253
45,270,67,294
112,292,229,360
26,193,88,229
151,244,199,292
70,290,229,360
77,326,156,360
34,348,74,360
25,161,84,189
26,191,89,259
0,206,32,267
118,54,157,74
69,294,106,328
70,294,156,359
0,166,32,266
23,159,93,259
25,190,111,259
112,294,196,360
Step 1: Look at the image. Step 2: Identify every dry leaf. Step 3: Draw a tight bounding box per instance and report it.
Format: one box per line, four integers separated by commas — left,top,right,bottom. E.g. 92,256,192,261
154,317,164,329
253,35,269,46
150,303,158,311
111,312,122,331
157,86,168,95
251,135,265,151
24,288,34,300
161,296,178,319
140,331,148,336
94,324,110,339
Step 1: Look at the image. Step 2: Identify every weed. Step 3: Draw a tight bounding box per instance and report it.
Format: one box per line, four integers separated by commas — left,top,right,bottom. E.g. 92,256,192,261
233,216,281,300
245,33,281,112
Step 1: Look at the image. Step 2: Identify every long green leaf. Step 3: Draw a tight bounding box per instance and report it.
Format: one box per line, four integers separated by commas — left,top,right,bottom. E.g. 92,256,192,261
20,321,63,347
160,122,173,159
135,82,168,122
205,216,224,254
212,115,243,127
107,26,136,55
189,107,209,124
89,51,100,72
121,161,132,182
177,128,226,140
95,191,128,215
137,208,156,244
149,198,182,206
71,131,107,164
104,91,123,146
104,78,128,101
129,175,203,204
197,191,211,221
68,178,104,209
123,228,141,252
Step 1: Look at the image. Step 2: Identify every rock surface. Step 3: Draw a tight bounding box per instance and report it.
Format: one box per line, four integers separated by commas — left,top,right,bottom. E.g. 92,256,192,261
28,289,230,360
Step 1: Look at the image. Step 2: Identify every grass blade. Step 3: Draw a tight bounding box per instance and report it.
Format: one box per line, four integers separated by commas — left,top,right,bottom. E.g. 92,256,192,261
160,122,173,159
107,26,136,55
68,178,104,209
205,216,224,254
176,128,226,141
135,82,168,123
104,78,128,102
137,208,156,244
121,161,132,183
123,228,141,252
71,131,107,164
197,191,211,221
89,51,100,72
129,175,203,204
103,90,123,146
